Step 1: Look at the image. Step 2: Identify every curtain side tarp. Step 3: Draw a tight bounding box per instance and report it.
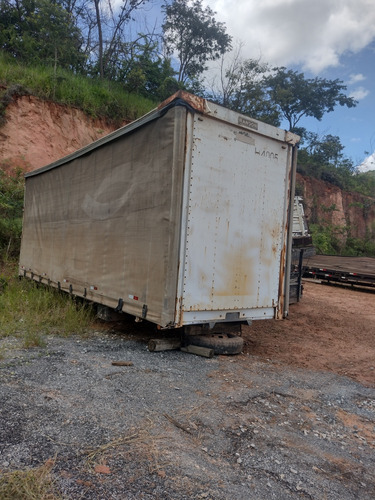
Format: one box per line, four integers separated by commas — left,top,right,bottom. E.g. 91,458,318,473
20,106,187,326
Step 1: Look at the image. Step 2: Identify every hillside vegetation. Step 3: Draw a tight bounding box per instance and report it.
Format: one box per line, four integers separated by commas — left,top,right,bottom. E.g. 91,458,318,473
0,52,156,126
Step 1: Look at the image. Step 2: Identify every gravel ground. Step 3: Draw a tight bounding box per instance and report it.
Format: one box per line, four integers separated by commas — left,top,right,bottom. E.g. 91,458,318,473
0,284,374,499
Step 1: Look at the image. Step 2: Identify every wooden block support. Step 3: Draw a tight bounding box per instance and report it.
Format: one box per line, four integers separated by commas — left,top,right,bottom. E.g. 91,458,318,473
180,345,214,358
148,338,182,352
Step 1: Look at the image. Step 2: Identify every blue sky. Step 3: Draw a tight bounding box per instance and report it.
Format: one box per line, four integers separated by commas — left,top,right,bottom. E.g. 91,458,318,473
132,0,375,171
306,44,375,170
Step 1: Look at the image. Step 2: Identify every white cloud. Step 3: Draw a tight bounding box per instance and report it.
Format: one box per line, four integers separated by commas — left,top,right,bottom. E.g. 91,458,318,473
350,87,370,100
357,153,375,172
204,0,375,74
348,73,366,84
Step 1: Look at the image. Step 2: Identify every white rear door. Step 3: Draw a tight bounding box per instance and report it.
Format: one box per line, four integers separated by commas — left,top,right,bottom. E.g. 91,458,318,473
181,114,291,320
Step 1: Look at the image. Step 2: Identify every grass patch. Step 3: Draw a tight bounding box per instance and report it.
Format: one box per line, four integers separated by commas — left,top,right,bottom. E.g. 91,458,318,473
0,274,95,346
0,52,156,125
0,459,60,500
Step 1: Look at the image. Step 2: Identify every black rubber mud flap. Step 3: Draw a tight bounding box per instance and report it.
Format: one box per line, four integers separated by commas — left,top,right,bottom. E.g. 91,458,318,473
183,333,244,355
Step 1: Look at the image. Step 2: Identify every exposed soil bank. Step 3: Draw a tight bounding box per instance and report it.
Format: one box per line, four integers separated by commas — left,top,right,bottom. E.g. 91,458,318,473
0,95,117,172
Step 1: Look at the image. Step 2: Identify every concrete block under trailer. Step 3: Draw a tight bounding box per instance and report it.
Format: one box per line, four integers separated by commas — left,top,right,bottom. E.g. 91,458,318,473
19,91,299,330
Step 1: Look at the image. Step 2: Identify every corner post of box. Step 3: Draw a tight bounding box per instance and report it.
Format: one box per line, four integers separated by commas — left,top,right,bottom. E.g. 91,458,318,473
283,142,299,317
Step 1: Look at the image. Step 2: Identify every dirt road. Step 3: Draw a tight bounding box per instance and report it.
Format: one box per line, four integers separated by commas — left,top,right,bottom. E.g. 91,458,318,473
244,281,375,387
0,281,374,499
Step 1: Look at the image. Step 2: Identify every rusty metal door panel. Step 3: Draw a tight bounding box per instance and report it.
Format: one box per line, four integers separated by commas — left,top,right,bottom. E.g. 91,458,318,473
182,114,291,317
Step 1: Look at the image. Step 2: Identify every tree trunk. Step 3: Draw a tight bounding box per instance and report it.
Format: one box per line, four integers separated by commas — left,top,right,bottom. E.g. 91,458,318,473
94,0,104,78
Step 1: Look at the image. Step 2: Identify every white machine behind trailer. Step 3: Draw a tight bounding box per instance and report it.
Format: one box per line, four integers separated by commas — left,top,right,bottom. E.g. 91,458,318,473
19,91,299,330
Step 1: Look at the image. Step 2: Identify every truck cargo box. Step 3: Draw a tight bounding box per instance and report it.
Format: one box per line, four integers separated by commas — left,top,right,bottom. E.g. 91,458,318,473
19,91,299,328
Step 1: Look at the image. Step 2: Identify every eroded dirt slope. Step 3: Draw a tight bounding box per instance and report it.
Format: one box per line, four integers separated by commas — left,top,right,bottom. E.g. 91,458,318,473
0,95,118,172
297,173,375,242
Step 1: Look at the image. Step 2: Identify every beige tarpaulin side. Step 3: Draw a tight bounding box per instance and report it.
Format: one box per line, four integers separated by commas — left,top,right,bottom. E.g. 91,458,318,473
20,105,187,326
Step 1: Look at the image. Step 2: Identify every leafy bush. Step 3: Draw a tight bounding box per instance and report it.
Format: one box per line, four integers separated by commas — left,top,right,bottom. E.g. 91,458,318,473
310,224,341,255
343,236,375,257
0,165,24,261
309,223,375,257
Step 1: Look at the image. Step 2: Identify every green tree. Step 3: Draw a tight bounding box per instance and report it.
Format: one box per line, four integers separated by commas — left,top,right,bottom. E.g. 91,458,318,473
89,0,150,79
119,35,176,98
305,133,345,167
215,55,279,126
0,0,85,71
265,68,357,131
297,132,361,191
352,170,375,198
162,0,232,83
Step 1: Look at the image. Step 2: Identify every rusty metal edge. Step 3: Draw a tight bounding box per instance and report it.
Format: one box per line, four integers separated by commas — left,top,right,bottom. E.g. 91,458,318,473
158,90,208,114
